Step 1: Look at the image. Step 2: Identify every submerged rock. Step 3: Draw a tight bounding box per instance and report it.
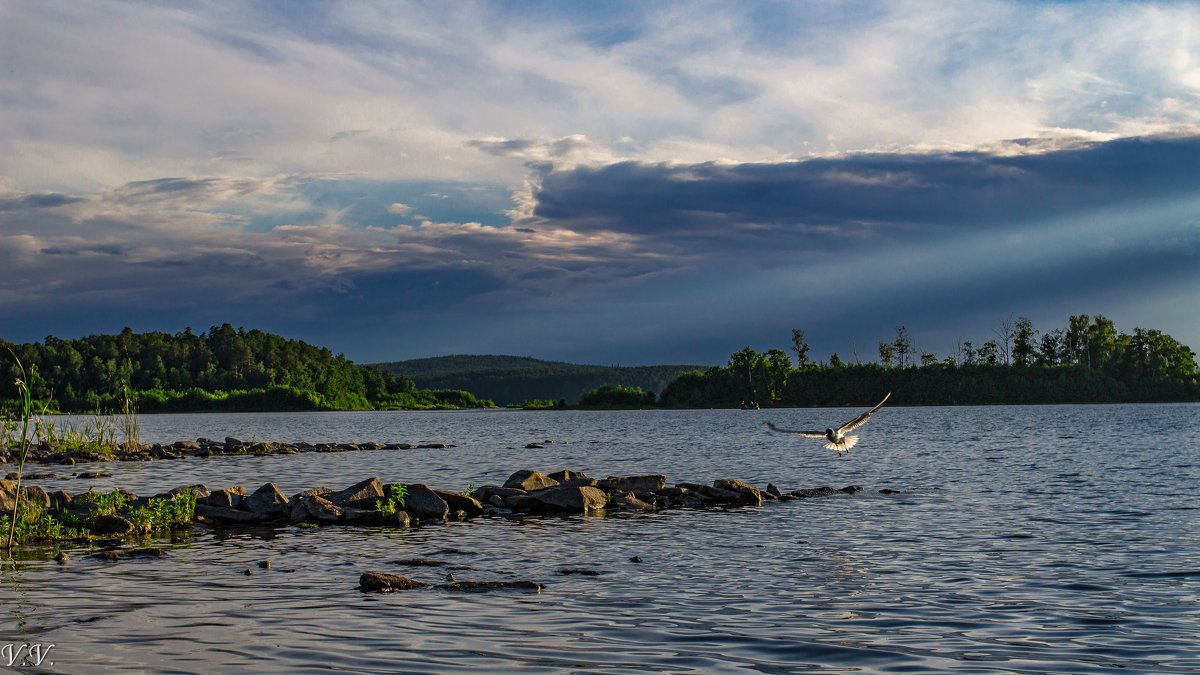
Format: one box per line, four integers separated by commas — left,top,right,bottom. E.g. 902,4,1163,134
90,547,167,561
435,580,542,593
359,571,431,592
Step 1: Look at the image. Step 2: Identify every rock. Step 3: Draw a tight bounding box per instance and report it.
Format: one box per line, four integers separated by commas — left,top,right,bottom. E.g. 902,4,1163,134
488,494,504,508
54,551,69,564
291,486,333,501
531,485,607,513
243,568,253,576
713,479,764,505
224,436,243,448
90,547,167,561
766,483,783,498
258,560,271,569
503,470,559,492
433,490,484,517
417,443,447,449
195,503,268,524
436,580,542,593
47,489,74,511
841,485,864,493
611,490,656,511
206,487,245,509
788,487,839,499
547,469,595,487
288,495,343,523
879,488,901,495
328,477,384,510
382,510,412,527
0,481,51,515
242,483,289,516
174,440,201,451
359,571,431,592
341,507,381,524
630,555,643,563
403,484,449,520
90,514,135,535
503,494,537,511
598,475,666,496
557,568,601,576
678,483,743,505
524,443,545,449
171,484,209,499
473,485,527,503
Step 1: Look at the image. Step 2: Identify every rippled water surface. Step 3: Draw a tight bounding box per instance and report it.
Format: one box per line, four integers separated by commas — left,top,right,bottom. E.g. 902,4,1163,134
3,404,1198,673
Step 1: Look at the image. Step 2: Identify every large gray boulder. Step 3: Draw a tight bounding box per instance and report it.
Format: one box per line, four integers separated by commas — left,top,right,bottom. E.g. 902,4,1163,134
433,490,484,517
328,477,384,510
547,469,595,487
503,470,559,491
598,475,666,496
404,484,449,520
288,495,344,523
712,479,763,506
195,503,268,524
205,486,245,510
611,490,656,511
474,485,527,504
531,485,607,513
0,481,50,515
242,483,290,516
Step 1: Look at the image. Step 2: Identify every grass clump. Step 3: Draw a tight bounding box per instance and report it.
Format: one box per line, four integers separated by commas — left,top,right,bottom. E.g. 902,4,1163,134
127,491,196,535
375,484,408,516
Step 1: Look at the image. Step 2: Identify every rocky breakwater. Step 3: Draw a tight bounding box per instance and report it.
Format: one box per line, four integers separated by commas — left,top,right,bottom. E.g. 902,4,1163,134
1,436,455,467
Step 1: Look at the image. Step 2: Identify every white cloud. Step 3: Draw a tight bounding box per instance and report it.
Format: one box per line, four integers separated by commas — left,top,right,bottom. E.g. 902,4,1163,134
4,1,1200,197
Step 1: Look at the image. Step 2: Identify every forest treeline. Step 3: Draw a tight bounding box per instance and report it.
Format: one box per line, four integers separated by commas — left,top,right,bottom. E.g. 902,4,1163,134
377,355,703,406
0,326,493,413
659,314,1200,407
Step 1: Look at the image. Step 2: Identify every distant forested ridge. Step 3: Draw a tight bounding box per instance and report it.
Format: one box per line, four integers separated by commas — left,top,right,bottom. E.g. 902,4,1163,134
660,315,1200,408
376,355,707,406
0,326,493,412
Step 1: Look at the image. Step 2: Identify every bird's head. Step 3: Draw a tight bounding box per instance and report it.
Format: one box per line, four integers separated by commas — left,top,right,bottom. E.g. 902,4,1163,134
824,428,833,437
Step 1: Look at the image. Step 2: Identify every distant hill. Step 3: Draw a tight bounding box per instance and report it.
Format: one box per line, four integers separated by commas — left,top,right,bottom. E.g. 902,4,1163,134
375,355,710,406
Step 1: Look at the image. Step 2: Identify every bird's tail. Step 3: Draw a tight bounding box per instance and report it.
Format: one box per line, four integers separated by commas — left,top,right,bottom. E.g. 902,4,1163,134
824,435,859,452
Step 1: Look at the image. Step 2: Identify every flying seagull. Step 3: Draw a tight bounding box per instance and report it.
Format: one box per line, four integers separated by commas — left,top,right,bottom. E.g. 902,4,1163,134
764,392,892,455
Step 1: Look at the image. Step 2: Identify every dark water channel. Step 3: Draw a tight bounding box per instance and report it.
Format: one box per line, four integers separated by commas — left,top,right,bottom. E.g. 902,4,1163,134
2,404,1198,673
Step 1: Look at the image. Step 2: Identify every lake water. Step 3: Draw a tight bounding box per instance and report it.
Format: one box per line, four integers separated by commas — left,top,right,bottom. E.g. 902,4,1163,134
2,404,1198,673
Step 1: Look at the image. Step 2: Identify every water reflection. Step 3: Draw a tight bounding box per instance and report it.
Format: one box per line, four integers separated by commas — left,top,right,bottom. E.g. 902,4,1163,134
2,404,1198,673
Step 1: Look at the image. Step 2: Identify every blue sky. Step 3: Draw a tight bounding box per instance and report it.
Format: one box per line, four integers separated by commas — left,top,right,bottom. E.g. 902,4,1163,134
2,0,1198,365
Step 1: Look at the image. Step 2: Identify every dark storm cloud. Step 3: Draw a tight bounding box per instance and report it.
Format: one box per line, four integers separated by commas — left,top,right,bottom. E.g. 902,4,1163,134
0,193,84,211
528,135,1200,256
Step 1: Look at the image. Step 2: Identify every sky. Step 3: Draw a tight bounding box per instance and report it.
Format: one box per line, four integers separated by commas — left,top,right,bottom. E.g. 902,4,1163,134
2,0,1199,366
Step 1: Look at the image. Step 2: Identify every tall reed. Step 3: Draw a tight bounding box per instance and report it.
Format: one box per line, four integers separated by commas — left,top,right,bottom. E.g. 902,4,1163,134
119,387,141,453
4,351,40,553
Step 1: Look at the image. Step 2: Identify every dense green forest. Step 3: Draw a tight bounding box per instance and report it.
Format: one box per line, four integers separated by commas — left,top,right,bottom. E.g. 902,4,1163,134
660,315,1200,407
376,355,704,406
0,326,493,413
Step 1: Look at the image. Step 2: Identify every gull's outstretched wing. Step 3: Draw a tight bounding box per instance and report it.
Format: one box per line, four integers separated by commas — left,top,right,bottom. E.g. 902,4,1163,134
835,392,892,434
764,421,826,438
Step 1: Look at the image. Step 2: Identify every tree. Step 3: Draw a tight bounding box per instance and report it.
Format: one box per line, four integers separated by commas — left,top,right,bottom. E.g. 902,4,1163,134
1012,316,1038,367
1088,315,1118,370
728,347,763,403
878,341,895,368
994,314,1015,365
961,340,976,365
892,326,911,368
1065,314,1091,366
1038,328,1064,366
920,353,938,367
764,348,792,402
977,339,1000,365
828,352,844,367
790,329,813,368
